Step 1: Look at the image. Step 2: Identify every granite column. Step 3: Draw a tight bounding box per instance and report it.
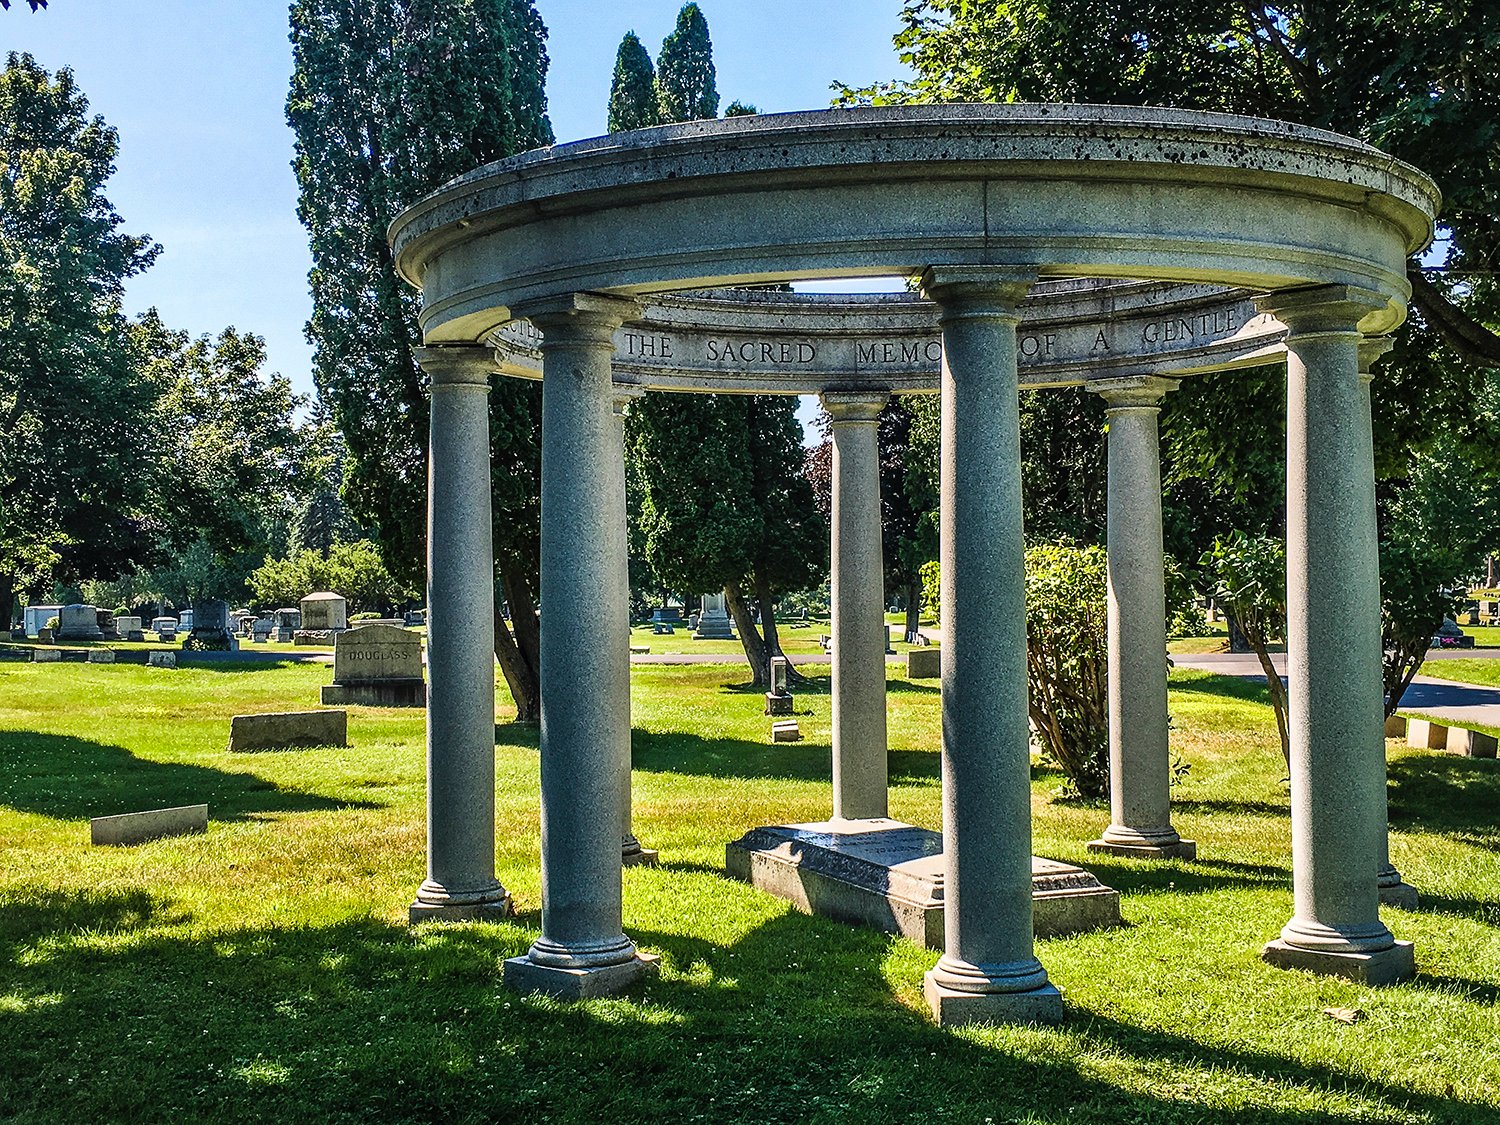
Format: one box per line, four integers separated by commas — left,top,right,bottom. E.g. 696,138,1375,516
409,345,511,922
822,390,891,821
504,294,659,998
1088,377,1195,860
1260,286,1414,984
921,267,1063,1026
613,383,658,867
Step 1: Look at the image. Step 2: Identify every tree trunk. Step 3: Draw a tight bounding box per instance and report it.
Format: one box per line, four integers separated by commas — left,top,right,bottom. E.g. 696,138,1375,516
0,572,13,631
495,564,540,723
753,571,808,686
1383,634,1430,718
1244,625,1290,768
725,579,769,687
904,574,921,641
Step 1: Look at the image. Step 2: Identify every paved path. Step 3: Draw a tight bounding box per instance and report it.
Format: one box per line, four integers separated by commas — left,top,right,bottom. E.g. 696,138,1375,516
1173,652,1500,731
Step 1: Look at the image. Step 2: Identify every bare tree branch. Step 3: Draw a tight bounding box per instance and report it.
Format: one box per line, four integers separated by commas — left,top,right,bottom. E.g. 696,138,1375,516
1408,265,1500,368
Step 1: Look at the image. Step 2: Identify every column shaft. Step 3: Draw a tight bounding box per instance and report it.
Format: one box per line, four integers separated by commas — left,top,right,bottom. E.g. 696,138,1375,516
410,347,510,922
1089,380,1194,860
613,386,657,867
921,268,1061,1026
504,295,657,999
823,390,891,821
1261,287,1413,985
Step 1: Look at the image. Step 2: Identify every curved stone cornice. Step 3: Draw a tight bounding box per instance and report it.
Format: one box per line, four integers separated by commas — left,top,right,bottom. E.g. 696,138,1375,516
391,105,1438,347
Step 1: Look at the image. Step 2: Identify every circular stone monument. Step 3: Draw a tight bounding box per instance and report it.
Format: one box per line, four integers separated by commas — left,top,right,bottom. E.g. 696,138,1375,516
389,105,1439,1023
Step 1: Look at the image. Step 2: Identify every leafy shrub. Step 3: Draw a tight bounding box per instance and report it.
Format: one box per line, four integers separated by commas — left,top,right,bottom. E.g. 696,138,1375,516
44,616,59,630
1025,544,1109,798
919,559,941,622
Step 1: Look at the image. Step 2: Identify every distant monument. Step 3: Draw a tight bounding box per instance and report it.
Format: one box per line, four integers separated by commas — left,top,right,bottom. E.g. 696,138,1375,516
694,592,735,640
321,624,425,706
296,592,348,645
56,604,103,640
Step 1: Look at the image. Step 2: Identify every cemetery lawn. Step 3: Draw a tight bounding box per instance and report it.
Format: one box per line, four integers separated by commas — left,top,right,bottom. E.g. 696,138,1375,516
1420,657,1500,689
1,662,1497,1123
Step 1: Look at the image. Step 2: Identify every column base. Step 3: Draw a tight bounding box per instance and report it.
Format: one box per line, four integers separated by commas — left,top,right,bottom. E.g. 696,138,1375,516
408,884,513,924
924,976,1064,1027
1378,865,1419,910
1378,880,1420,910
1261,939,1415,986
1087,836,1197,860
623,845,660,868
503,952,660,1000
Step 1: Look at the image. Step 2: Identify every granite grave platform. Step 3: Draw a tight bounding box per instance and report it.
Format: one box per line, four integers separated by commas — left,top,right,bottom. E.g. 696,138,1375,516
727,818,1120,947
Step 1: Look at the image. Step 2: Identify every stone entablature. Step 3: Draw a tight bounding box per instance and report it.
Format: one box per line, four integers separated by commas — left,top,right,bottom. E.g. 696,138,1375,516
489,282,1281,393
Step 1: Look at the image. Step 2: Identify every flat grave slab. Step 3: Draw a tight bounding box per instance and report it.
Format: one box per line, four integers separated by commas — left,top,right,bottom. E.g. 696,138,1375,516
91,803,208,846
229,710,348,752
727,818,1120,946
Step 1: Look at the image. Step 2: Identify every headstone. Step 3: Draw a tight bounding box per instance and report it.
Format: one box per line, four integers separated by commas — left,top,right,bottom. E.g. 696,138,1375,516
86,650,116,664
95,609,118,640
650,606,682,626
56,604,103,640
907,648,941,679
229,710,348,752
90,804,208,847
114,616,142,636
320,624,425,707
252,617,273,642
32,648,61,663
299,592,348,632
727,820,1122,946
765,655,794,716
404,609,427,627
1383,714,1407,738
36,628,54,644
151,616,177,634
148,651,177,668
694,592,735,640
22,604,62,638
1445,726,1498,759
771,719,801,742
185,599,233,651
274,608,302,630
1406,718,1449,749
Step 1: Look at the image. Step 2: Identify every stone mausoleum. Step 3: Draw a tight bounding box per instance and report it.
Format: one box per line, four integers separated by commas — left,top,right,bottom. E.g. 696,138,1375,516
388,106,1438,1025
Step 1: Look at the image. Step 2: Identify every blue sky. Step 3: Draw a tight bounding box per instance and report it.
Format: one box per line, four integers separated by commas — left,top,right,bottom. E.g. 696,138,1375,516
3,1,909,401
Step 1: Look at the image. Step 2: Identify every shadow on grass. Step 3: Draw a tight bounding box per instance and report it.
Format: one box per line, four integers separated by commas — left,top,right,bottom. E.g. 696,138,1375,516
0,887,1489,1123
0,732,374,821
1388,754,1500,844
1168,671,1280,703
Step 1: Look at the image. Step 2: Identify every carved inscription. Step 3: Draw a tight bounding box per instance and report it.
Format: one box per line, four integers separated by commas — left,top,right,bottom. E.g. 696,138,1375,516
856,340,943,365
1140,306,1240,346
705,339,818,364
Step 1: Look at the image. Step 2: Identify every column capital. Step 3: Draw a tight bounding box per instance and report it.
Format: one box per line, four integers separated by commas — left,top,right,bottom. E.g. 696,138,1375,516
1256,284,1388,338
1090,375,1179,410
612,380,647,416
820,389,889,423
920,267,1036,315
513,292,644,345
1358,336,1395,382
415,344,496,389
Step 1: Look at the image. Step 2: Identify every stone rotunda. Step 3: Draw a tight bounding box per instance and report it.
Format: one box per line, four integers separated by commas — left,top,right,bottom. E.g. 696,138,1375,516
389,105,1439,1025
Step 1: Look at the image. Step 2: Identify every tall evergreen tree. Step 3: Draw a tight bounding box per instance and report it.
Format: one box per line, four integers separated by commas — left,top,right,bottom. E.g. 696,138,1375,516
0,53,161,624
656,2,718,123
608,31,659,132
288,0,554,719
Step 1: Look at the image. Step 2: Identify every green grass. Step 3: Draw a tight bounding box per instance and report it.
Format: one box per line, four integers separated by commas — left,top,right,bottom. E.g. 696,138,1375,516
1420,658,1500,689
1,660,1498,1122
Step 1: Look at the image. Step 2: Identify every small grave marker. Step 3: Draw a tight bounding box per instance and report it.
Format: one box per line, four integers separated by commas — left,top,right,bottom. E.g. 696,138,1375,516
772,719,801,742
91,804,207,847
229,710,348,752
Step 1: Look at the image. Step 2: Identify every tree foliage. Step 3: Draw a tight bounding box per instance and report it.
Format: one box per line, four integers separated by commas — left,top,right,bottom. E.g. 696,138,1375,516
0,54,161,620
655,2,717,123
288,0,554,719
842,0,1500,674
248,539,411,614
608,31,659,132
